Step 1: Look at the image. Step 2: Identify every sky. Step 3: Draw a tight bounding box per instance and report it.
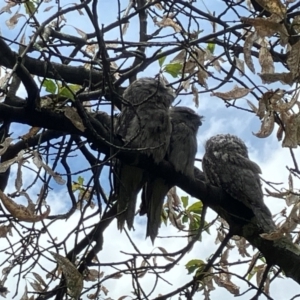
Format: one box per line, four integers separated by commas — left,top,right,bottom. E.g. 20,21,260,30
0,0,299,299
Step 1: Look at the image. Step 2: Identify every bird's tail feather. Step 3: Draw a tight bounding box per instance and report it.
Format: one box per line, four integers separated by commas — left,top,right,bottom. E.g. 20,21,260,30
252,206,276,233
143,177,170,243
116,164,146,230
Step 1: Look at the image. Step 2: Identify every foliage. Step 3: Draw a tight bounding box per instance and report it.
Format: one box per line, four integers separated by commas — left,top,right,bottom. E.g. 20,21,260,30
0,0,300,299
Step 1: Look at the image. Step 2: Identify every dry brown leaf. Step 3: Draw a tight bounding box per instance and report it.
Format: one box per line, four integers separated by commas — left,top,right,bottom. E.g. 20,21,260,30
32,151,66,185
286,193,300,206
213,275,240,295
247,100,258,114
195,47,206,66
167,186,181,207
279,204,300,233
110,272,122,279
0,190,50,222
51,252,83,299
43,163,66,185
220,248,230,265
260,230,284,241
264,276,270,295
183,58,197,74
211,58,222,73
0,1,17,14
32,272,47,288
234,56,245,76
30,280,44,292
272,91,298,112
259,72,294,85
241,17,288,44
5,13,25,29
0,137,14,156
72,27,87,40
211,86,252,101
63,106,85,132
122,22,129,36
259,41,274,74
287,40,300,77
84,269,102,282
282,113,300,148
265,188,289,199
20,285,28,300
277,124,284,141
243,31,258,73
197,68,208,88
253,111,274,138
256,98,267,119
234,237,250,257
15,159,25,192
255,90,284,119
44,6,54,12
0,150,24,173
32,151,43,168
181,78,191,91
101,285,109,296
0,223,12,238
157,247,175,262
256,264,266,287
289,173,293,190
154,15,182,32
154,3,163,10
292,15,300,33
20,127,41,140
171,49,187,64
255,0,287,19
191,84,199,108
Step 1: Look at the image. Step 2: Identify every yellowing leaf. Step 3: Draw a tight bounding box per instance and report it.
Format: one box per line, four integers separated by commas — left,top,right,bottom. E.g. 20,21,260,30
163,63,182,78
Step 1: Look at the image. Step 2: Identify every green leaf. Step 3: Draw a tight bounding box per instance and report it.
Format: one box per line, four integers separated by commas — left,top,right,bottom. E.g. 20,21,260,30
78,176,84,185
187,201,203,214
59,86,75,101
185,259,205,274
181,196,189,208
247,268,257,281
161,209,168,226
163,63,182,78
189,215,200,231
158,56,167,67
25,1,36,15
182,215,188,223
43,79,57,94
68,84,81,93
259,256,266,263
207,42,215,54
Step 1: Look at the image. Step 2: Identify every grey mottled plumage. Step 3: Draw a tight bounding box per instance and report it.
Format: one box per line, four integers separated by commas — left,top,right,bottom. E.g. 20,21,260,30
115,77,175,230
141,106,203,242
202,134,275,232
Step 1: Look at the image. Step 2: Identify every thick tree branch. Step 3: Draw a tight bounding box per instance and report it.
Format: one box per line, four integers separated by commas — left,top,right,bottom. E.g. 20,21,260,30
1,103,298,284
